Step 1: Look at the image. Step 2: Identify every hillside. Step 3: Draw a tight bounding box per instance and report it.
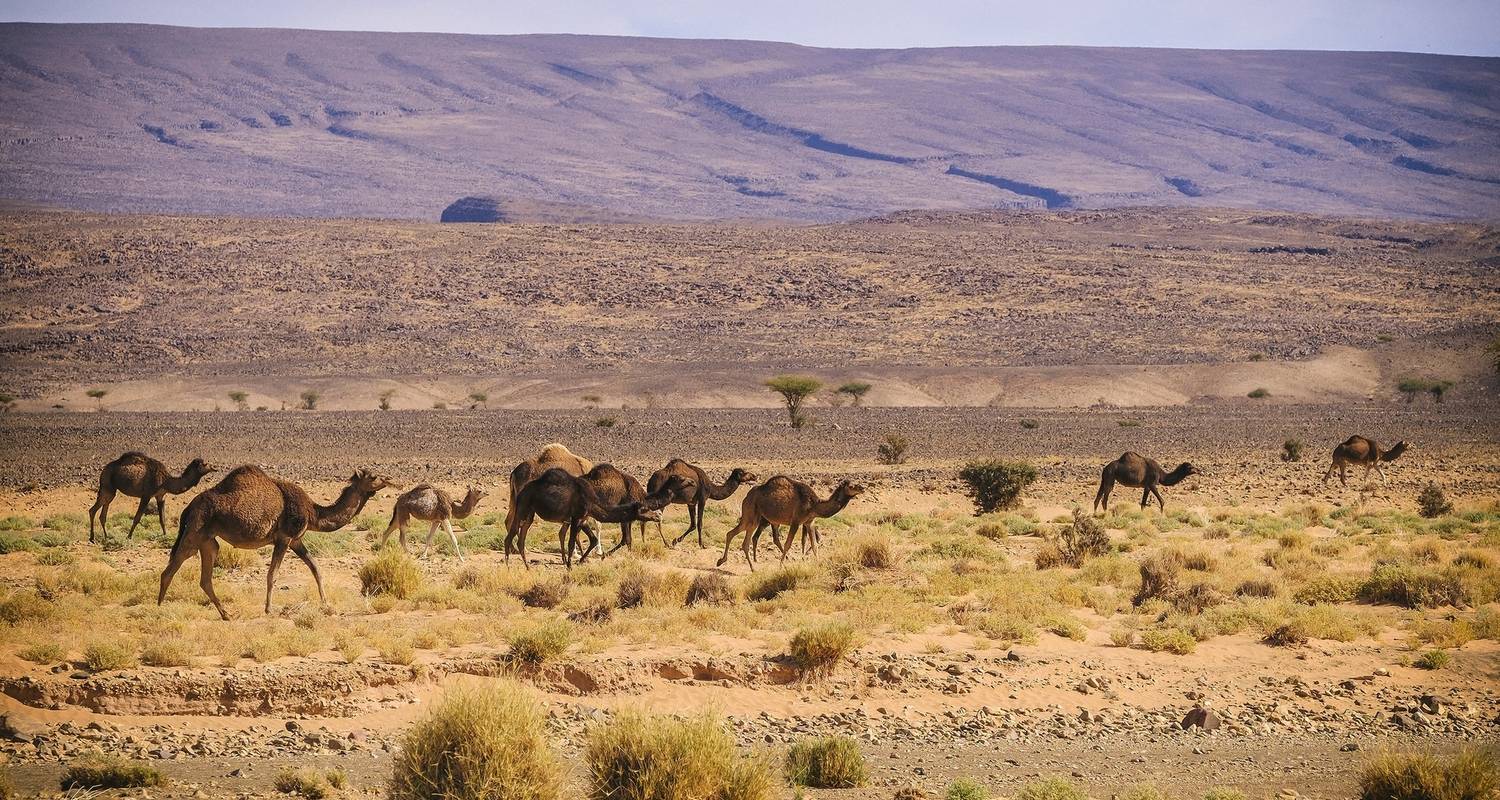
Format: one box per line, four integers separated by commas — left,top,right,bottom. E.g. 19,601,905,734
1,24,1498,220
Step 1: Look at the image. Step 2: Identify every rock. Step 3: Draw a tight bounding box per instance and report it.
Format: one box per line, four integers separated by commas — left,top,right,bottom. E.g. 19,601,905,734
1341,743,1359,752
1180,707,1221,731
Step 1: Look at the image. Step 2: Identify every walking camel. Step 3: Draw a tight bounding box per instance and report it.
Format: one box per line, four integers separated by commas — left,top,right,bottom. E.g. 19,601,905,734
717,476,865,570
379,484,486,560
504,467,682,569
1093,452,1199,513
89,452,215,543
1323,436,1407,486
158,466,398,620
646,459,758,548
580,464,691,557
505,443,594,531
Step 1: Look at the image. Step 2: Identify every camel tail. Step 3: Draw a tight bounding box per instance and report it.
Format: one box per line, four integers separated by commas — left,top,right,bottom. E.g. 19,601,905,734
167,505,196,560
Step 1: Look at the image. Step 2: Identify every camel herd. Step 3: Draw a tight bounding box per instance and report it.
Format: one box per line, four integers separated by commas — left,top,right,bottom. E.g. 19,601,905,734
85,435,1405,620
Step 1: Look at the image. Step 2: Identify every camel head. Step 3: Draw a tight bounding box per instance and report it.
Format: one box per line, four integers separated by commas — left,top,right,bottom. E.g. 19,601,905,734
349,469,400,495
1162,463,1201,486
463,485,488,504
183,458,217,479
834,480,867,500
728,468,758,485
628,501,664,523
1383,441,1408,461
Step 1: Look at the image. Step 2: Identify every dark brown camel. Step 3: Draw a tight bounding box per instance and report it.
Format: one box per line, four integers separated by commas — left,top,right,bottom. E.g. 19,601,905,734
504,443,594,532
158,466,397,620
1323,436,1407,486
378,484,486,560
717,476,865,570
1093,452,1199,513
646,459,758,548
89,452,216,543
581,464,695,557
503,467,673,569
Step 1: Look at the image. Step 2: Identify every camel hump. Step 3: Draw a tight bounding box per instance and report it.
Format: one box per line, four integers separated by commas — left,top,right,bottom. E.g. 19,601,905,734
117,451,150,462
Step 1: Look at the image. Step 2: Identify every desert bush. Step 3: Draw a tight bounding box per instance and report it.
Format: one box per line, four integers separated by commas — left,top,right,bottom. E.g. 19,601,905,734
958,460,1037,514
789,621,856,676
586,710,774,800
1173,583,1227,614
1134,550,1183,606
1264,623,1309,647
35,549,74,566
1247,388,1270,398
508,620,572,666
84,641,137,671
390,680,563,800
1203,789,1246,800
1453,550,1494,570
845,531,895,569
0,591,51,625
1412,619,1473,649
877,434,910,465
141,639,195,667
359,548,422,599
686,572,737,606
1359,748,1498,800
1294,575,1364,604
1414,649,1451,670
18,641,65,663
1418,484,1454,518
298,389,321,410
1138,628,1196,655
1361,563,1467,608
946,777,990,800
1109,626,1136,648
1236,578,1282,598
567,592,616,624
1020,418,1040,429
785,736,866,788
1040,509,1111,568
521,577,569,609
325,768,347,791
743,565,812,601
594,416,618,428
1281,439,1304,462
616,567,691,609
377,636,416,665
1474,606,1500,640
1121,787,1168,800
60,757,164,790
1016,777,1087,800
274,768,330,799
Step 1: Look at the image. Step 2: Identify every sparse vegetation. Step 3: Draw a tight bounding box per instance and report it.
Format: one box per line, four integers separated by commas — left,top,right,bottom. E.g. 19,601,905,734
789,620,857,676
60,757,164,790
1247,387,1270,398
378,389,396,411
1020,418,1040,429
877,433,910,465
86,388,108,410
946,778,990,800
1015,776,1086,800
1036,509,1111,568
594,416,618,428
586,710,775,800
299,389,321,410
1281,438,1303,462
786,736,866,788
84,640,137,671
359,548,422,599
765,375,822,429
1414,649,1451,670
1359,748,1498,800
228,390,249,410
1418,484,1454,518
958,460,1037,514
508,620,572,665
836,381,872,406
1398,378,1456,403
686,572,736,606
274,768,331,799
468,392,488,408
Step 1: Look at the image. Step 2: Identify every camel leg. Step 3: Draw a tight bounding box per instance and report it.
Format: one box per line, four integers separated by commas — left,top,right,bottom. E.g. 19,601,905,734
1375,463,1388,483
265,540,289,615
89,488,115,543
605,522,631,557
1139,485,1152,511
1094,475,1113,514
423,521,439,558
671,503,700,546
155,495,168,537
514,518,534,570
289,539,327,607
778,524,800,564
716,520,748,568
198,539,231,621
1151,485,1166,512
695,501,706,548
126,495,152,539
1339,464,1348,487
1321,462,1336,485
157,536,197,607
557,521,573,568
443,519,464,562
579,523,600,564
377,513,403,552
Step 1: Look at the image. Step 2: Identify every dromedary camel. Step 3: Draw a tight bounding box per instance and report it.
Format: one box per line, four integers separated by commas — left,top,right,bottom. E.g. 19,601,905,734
89,452,216,543
505,443,594,531
1093,452,1199,513
717,476,865,570
378,484,486,560
646,459,758,548
1323,435,1407,486
504,467,674,569
581,464,695,557
158,466,398,620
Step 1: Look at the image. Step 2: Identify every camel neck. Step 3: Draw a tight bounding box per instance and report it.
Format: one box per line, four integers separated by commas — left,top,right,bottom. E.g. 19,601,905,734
706,475,743,501
812,490,853,518
452,494,481,519
312,484,370,531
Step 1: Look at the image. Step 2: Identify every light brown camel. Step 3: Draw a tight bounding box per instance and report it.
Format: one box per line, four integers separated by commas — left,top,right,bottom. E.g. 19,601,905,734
378,484,486,560
646,459,758,548
716,476,865,570
1323,436,1407,486
1093,452,1199,513
504,443,594,531
158,466,397,620
582,464,696,557
504,467,674,569
88,452,215,543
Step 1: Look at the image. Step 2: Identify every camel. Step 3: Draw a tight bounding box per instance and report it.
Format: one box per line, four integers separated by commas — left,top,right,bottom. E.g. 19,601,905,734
88,452,216,543
158,466,397,620
1093,452,1199,513
504,467,677,569
504,443,594,531
378,484,486,560
1323,436,1407,486
716,476,865,570
580,464,695,557
646,459,758,548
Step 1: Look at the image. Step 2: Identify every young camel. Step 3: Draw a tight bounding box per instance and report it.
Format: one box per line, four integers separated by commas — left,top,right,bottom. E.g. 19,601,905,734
646,459,758,548
379,484,486,560
1094,452,1199,513
504,443,594,531
504,467,674,569
581,464,694,557
717,476,865,570
1323,436,1408,486
158,466,397,620
88,452,215,543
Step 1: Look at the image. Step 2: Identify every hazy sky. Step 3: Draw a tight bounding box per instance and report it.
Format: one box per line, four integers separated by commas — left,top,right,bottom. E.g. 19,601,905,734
3,0,1497,55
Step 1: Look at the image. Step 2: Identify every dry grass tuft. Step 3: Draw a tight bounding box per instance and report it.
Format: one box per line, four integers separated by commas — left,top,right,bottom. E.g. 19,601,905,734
60,757,165,790
508,620,572,666
274,768,330,799
586,710,774,800
84,640,137,672
1358,748,1497,800
789,621,857,676
686,572,737,606
140,639,195,667
359,548,422,599
785,736,866,788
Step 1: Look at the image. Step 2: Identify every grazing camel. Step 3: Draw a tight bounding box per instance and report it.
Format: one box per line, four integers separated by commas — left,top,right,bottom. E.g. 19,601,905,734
378,484,486,560
581,464,694,557
158,466,397,620
504,467,675,569
1323,436,1407,486
1093,452,1199,513
504,443,594,531
88,452,216,543
646,459,758,548
717,476,865,570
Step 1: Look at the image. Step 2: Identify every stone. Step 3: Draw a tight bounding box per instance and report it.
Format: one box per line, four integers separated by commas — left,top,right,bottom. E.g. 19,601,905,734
1180,707,1221,731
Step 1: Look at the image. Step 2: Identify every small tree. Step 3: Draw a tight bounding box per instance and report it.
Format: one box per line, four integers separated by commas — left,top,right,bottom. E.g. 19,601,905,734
378,389,396,411
1280,439,1303,462
227,390,249,411
1417,483,1453,518
1428,380,1454,403
469,392,488,409
86,388,108,410
876,434,909,465
298,390,320,410
957,460,1038,514
836,381,872,407
765,375,822,429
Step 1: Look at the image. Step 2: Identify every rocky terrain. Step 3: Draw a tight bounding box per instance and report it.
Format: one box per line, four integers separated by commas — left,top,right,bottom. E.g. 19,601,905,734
2,24,1499,221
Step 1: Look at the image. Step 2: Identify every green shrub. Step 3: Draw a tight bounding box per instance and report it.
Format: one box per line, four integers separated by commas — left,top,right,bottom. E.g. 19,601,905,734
84,641,137,671
1281,439,1304,462
140,639,195,667
785,736,866,788
1418,484,1454,518
0,591,52,625
274,768,329,799
877,434,910,465
60,757,165,790
1361,563,1467,608
390,680,563,800
789,621,856,676
743,565,810,601
18,641,64,663
1016,777,1087,800
1203,790,1246,800
946,777,990,800
1294,575,1364,604
1359,748,1497,800
1121,787,1168,800
508,621,572,666
359,548,422,599
1138,628,1196,655
957,460,1038,514
1247,388,1270,399
1414,650,1451,670
0,533,37,554
586,711,774,800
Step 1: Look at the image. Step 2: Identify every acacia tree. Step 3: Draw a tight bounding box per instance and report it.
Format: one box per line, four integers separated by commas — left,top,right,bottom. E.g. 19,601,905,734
227,390,249,411
86,388,108,411
469,392,488,409
765,375,822,429
836,381,872,407
299,389,321,410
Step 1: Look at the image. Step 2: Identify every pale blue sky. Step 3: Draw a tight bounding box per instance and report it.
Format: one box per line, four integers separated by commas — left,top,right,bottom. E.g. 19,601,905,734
2,0,1497,55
